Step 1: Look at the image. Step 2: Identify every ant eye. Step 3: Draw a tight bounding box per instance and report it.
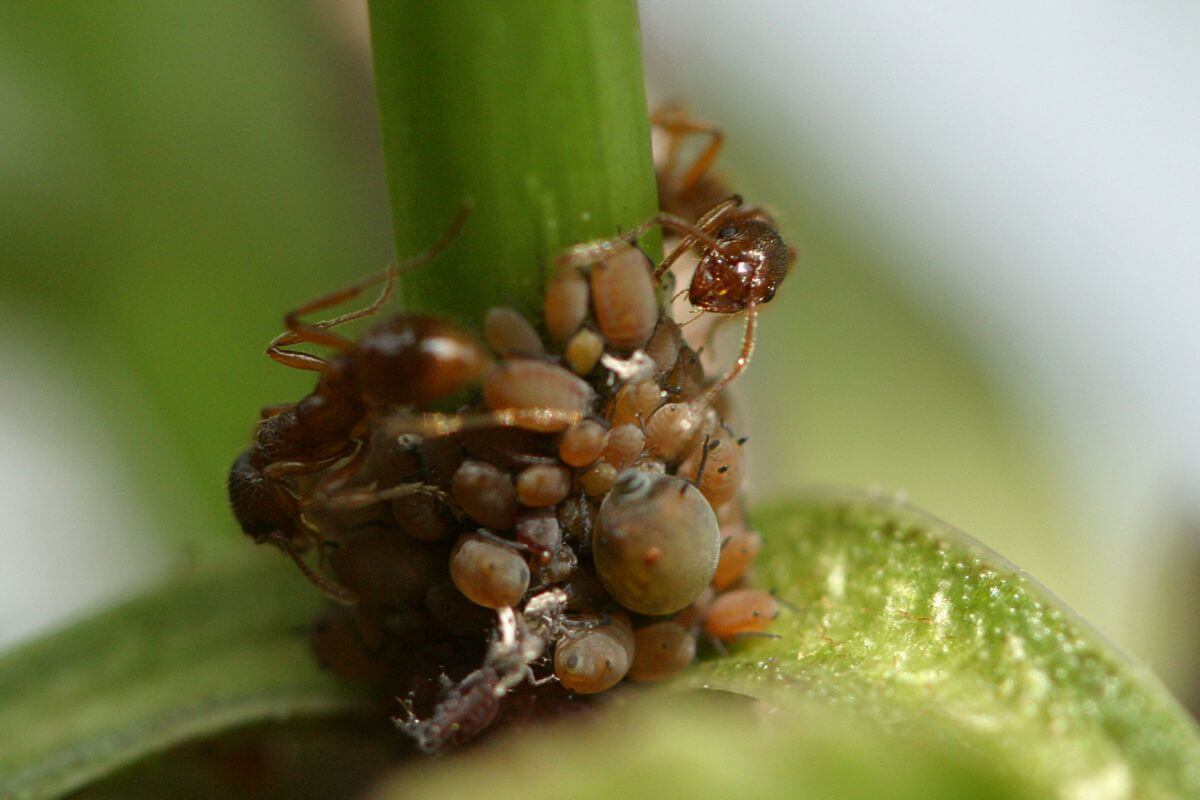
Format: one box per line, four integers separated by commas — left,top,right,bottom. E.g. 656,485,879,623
762,287,777,303
717,224,737,239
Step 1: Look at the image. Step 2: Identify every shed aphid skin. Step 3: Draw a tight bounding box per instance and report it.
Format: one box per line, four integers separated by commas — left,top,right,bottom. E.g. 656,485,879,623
231,129,788,752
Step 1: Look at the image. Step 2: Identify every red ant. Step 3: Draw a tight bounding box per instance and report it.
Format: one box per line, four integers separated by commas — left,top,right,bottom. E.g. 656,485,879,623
228,208,489,603
557,193,793,406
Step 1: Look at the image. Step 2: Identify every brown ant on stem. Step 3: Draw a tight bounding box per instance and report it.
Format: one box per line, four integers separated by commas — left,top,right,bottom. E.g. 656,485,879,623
228,207,492,604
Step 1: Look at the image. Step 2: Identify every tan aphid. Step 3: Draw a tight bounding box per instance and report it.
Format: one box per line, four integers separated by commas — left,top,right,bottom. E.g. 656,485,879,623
554,612,634,694
589,245,658,351
483,359,594,432
593,470,720,615
703,588,779,641
679,435,745,507
449,532,530,609
603,423,645,470
609,379,664,427
516,463,572,508
451,460,518,530
712,527,762,591
628,621,697,682
483,306,545,357
564,328,604,375
643,402,710,462
544,267,589,343
558,419,608,468
644,317,682,378
578,460,618,497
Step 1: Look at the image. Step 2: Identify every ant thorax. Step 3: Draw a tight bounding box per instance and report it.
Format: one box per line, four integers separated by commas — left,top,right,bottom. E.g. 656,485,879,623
229,137,795,751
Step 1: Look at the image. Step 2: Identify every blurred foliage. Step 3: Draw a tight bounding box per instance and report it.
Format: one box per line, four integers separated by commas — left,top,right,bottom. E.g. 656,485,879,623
0,1,393,555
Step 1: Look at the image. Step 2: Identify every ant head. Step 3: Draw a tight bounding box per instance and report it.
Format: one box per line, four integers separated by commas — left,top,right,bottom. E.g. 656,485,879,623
690,211,791,313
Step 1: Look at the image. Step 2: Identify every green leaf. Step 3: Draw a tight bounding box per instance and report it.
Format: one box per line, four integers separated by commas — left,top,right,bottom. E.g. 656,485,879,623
0,559,366,800
368,0,660,322
374,694,1032,800
679,493,1200,798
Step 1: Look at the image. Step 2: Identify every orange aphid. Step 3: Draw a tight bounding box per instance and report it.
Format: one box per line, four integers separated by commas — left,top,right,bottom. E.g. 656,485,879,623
702,588,779,641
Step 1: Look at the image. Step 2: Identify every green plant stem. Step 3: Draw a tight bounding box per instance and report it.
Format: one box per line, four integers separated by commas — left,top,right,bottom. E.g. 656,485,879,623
368,0,660,324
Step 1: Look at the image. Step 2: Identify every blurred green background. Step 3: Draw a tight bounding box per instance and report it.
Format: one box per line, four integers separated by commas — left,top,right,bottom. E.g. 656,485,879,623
1,0,1195,715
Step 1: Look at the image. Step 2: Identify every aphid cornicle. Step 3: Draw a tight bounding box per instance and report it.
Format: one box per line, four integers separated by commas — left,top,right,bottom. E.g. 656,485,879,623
593,470,721,615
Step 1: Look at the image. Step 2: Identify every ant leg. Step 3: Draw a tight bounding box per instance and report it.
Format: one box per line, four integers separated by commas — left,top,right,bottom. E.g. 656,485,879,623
262,448,353,480
314,442,370,499
654,197,745,280
555,212,734,270
265,532,360,605
698,299,758,408
266,203,471,371
378,408,588,439
651,111,725,195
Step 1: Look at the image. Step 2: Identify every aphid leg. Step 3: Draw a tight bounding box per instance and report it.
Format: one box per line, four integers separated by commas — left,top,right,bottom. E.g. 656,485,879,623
651,111,726,194
265,532,360,605
730,631,782,641
475,529,530,553
689,434,713,492
528,669,559,687
697,298,758,408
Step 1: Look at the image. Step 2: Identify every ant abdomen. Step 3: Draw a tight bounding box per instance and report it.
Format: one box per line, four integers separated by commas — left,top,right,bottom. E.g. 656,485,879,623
356,314,491,407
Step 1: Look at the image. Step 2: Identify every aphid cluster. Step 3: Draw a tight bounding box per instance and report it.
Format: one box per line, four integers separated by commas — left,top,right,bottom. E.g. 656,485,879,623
228,113,793,752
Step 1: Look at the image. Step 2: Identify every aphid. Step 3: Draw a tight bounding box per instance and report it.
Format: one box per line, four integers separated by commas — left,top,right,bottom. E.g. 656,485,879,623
702,588,780,641
515,463,572,508
482,359,594,433
679,434,745,507
712,527,762,591
603,423,645,470
588,244,659,351
607,378,664,428
483,306,545,358
554,612,634,694
451,460,518,530
227,210,486,601
628,621,697,682
398,606,545,753
644,317,682,378
564,328,604,376
543,267,589,343
578,461,618,497
592,470,720,615
390,491,454,542
643,401,711,463
449,532,530,610
514,507,562,559
558,419,608,468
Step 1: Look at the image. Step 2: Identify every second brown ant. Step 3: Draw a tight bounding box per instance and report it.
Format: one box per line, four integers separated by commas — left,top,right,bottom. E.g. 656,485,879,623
228,208,490,603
